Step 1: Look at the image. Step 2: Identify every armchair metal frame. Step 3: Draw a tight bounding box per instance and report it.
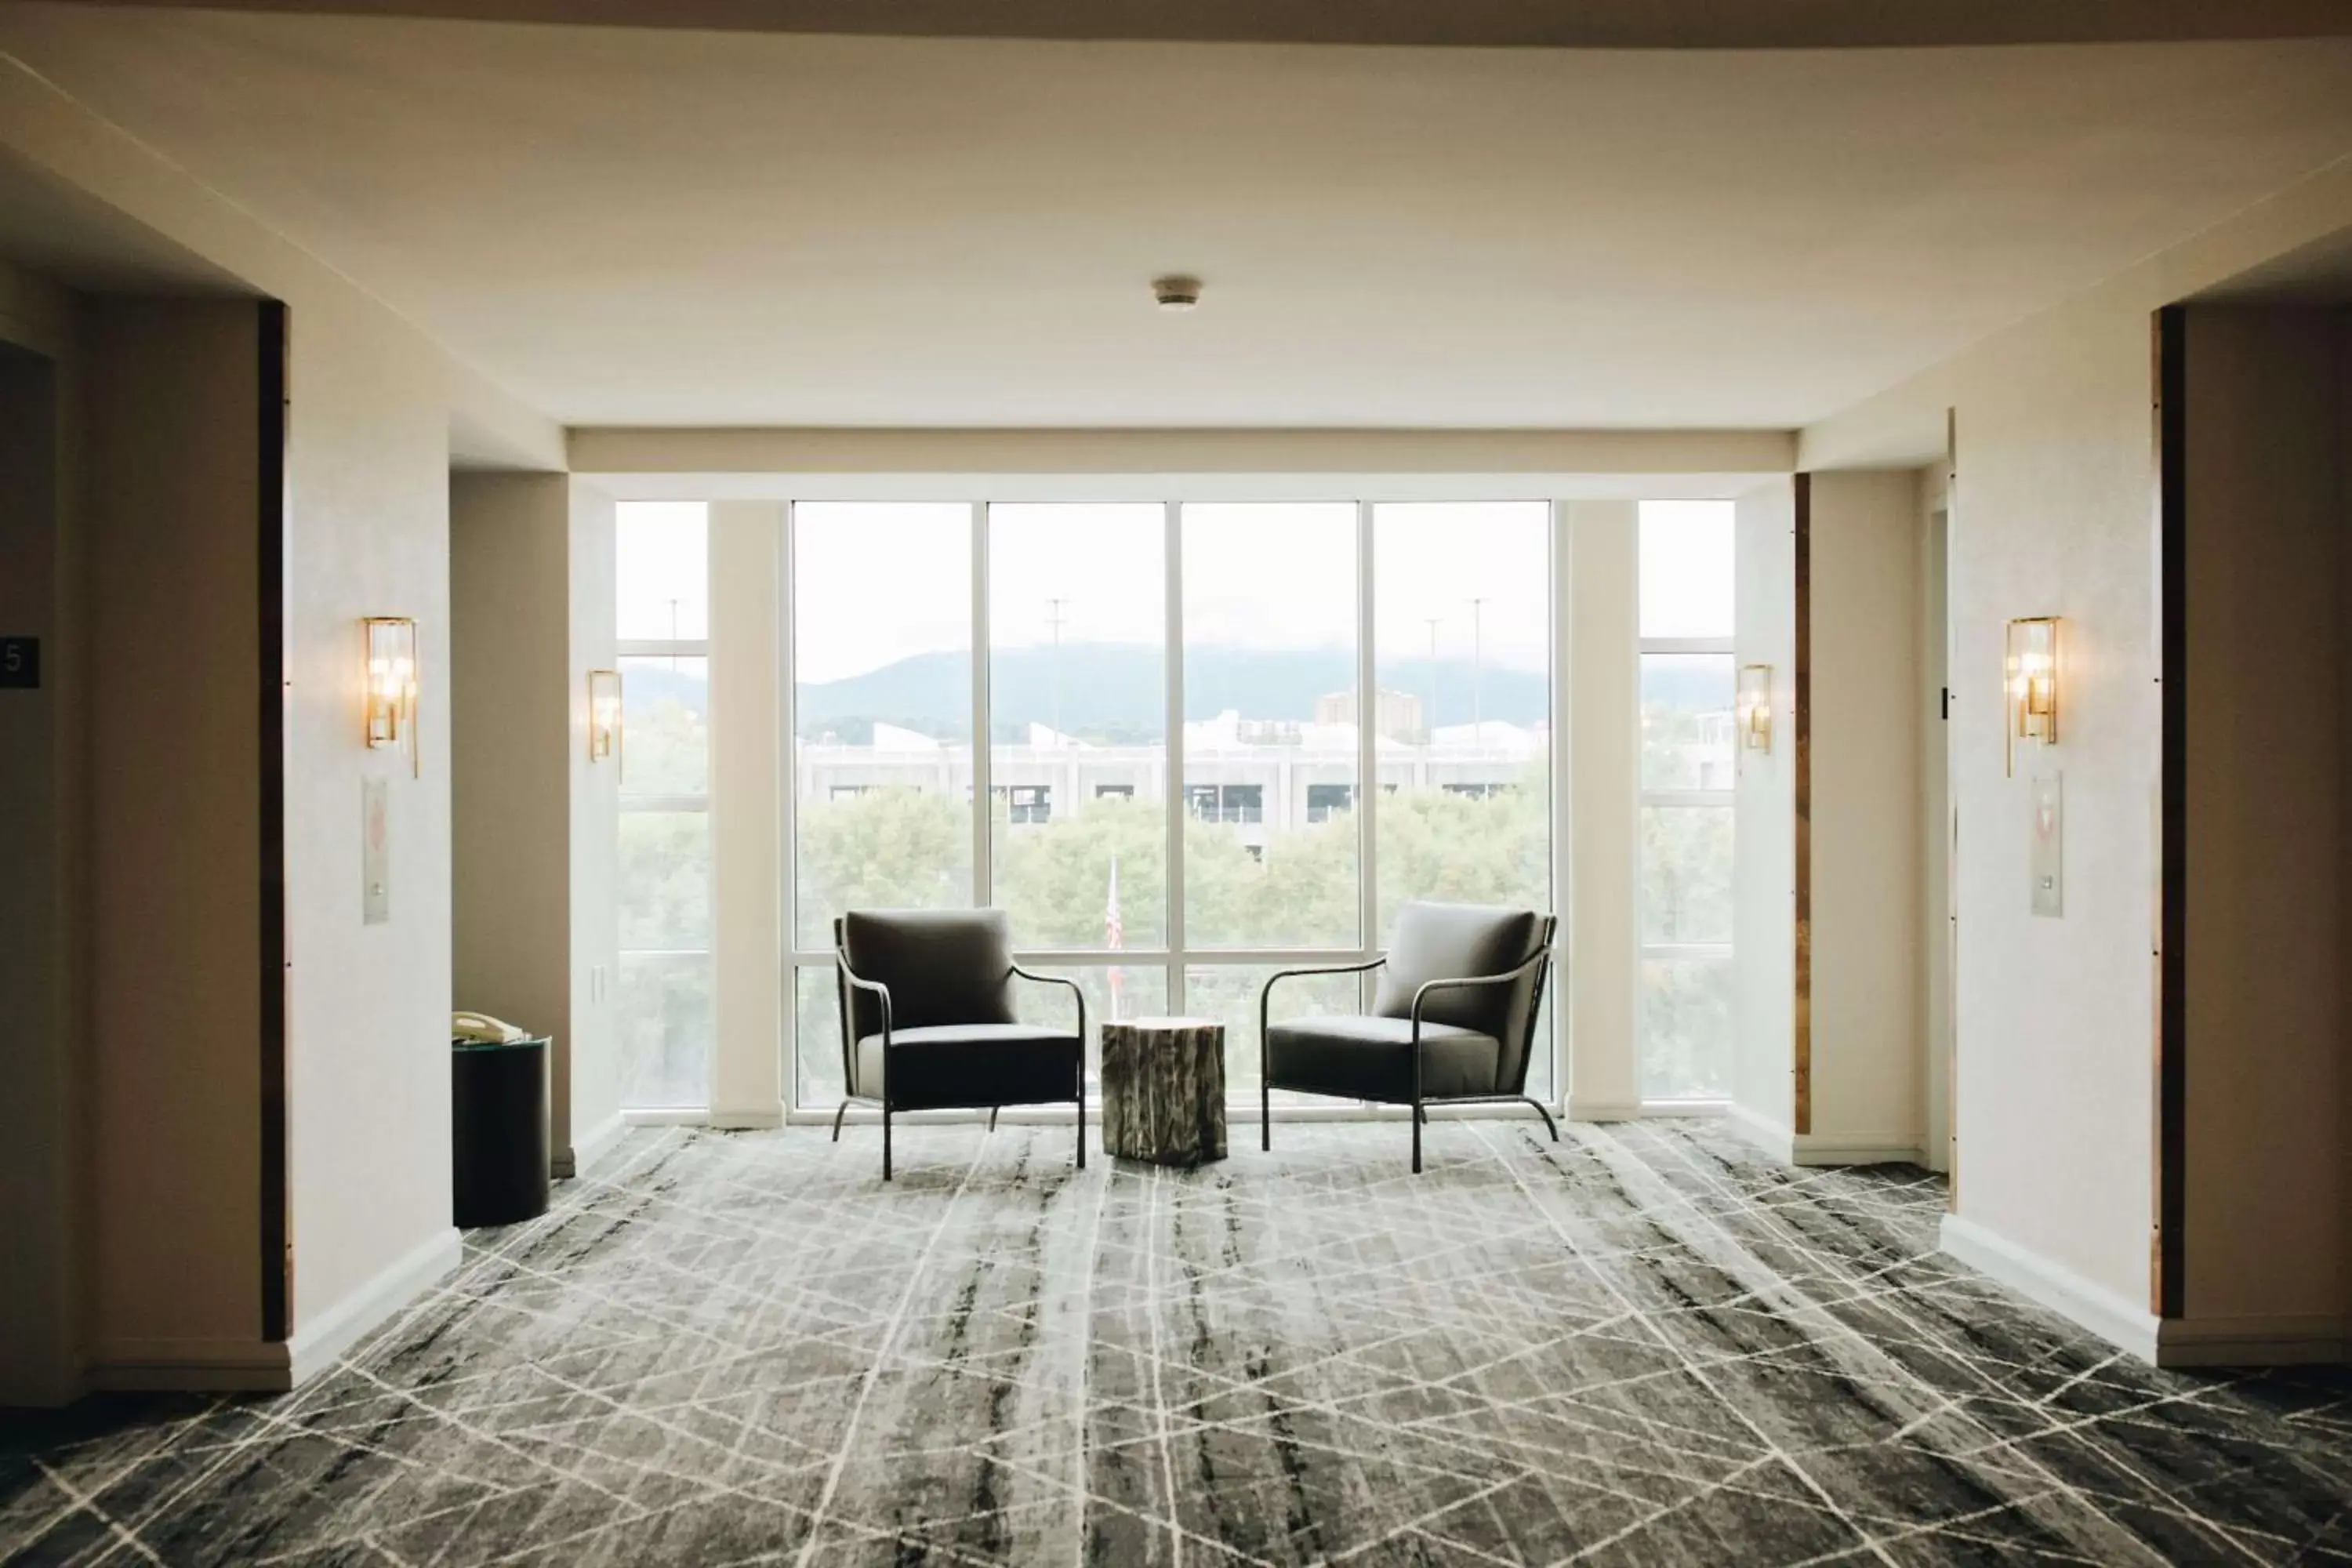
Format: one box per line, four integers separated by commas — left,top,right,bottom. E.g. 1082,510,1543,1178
1259,915,1559,1173
832,920,1086,1181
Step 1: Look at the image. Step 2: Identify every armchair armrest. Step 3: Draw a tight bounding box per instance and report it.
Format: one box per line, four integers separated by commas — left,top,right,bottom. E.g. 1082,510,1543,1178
1009,964,1089,1048
1258,956,1388,1064
835,947,895,1098
1406,947,1553,1035
834,948,895,1026
1261,954,1388,1002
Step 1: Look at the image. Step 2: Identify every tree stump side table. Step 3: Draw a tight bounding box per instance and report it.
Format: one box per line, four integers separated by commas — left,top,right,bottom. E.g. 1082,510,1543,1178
1099,1016,1227,1166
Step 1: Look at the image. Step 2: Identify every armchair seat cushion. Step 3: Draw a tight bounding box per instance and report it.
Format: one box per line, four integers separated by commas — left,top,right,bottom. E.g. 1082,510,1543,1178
1265,1015,1501,1103
854,1023,1081,1111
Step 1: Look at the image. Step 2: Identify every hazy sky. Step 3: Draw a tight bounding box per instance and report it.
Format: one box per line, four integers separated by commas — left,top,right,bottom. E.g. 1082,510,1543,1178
617,498,1733,684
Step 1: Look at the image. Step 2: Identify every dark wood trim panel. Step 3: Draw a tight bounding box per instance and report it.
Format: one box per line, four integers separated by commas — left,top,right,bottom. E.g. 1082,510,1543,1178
1944,408,1959,1209
258,299,292,1343
2151,306,2187,1319
1793,472,1813,1138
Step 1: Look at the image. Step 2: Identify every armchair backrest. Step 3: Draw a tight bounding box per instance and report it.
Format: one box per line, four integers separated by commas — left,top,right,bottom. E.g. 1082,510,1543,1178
834,909,1020,1056
1373,902,1555,1092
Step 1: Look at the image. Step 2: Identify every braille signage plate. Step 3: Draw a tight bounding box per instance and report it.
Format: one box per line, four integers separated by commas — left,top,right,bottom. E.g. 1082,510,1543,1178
0,637,37,689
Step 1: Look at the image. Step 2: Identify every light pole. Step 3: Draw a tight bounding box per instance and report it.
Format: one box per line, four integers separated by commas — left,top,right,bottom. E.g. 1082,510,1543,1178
1046,597,1069,746
1468,597,1486,741
1423,616,1441,742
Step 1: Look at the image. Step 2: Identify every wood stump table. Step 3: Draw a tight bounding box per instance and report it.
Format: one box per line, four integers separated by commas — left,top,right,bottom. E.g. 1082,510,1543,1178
1099,1016,1227,1166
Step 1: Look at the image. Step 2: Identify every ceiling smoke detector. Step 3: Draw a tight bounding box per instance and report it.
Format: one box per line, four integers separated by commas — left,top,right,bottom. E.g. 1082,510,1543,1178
1152,274,1203,312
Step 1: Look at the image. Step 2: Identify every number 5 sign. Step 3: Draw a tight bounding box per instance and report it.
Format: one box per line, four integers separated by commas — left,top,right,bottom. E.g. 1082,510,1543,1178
0,637,37,689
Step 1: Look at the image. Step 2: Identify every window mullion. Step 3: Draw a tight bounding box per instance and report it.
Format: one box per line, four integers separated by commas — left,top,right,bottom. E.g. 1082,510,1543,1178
970,499,992,908
1163,499,1185,1008
1355,499,1379,1007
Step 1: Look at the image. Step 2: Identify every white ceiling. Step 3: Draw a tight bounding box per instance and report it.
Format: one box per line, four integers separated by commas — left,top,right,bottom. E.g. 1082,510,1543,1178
4,5,2352,429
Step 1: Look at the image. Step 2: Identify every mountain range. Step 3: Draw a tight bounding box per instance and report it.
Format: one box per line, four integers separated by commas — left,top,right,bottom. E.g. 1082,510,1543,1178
628,641,1728,743
797,643,1548,741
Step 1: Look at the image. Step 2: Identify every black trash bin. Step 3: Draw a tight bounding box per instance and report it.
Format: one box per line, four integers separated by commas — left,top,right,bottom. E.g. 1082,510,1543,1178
452,1034,550,1227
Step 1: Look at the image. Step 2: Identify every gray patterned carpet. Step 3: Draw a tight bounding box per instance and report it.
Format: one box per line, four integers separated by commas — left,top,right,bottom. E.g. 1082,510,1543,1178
5,1119,2350,1566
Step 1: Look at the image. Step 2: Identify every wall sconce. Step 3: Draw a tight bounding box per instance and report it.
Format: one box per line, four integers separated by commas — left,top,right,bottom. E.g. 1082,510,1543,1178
2005,616,2060,777
1737,664,1774,753
362,616,419,778
587,668,623,772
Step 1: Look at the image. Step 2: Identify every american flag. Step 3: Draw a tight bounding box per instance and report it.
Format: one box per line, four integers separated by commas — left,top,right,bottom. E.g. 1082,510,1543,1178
1105,855,1124,1019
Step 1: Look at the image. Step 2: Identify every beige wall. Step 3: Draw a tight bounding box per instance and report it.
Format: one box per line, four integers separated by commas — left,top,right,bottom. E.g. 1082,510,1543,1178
1806,246,2176,1319
452,473,575,1121
83,298,267,1357
710,501,785,1124
281,279,464,1338
0,46,567,1385
1806,470,1925,1158
2178,305,2346,1329
1732,481,1797,1137
568,482,621,1157
1802,153,2352,1352
0,260,82,1406
1566,503,1641,1116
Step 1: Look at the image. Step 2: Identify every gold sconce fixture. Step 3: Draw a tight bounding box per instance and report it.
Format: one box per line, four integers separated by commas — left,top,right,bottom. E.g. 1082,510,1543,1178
2005,616,2060,777
362,616,419,778
1737,664,1773,753
587,668,623,771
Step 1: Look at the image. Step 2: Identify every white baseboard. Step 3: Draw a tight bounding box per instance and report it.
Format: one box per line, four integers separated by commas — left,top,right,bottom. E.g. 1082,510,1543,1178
1940,1213,2161,1362
619,1107,708,1127
89,1229,462,1393
555,1110,629,1178
1566,1098,1642,1122
2154,1315,2348,1367
1639,1099,1731,1119
1942,1215,2349,1367
1727,1105,1920,1167
710,1105,784,1131
88,1338,293,1394
1727,1102,1794,1160
287,1226,462,1385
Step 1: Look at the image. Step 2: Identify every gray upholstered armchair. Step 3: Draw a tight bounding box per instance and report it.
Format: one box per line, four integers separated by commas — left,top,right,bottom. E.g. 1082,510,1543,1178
1258,901,1559,1172
832,909,1086,1180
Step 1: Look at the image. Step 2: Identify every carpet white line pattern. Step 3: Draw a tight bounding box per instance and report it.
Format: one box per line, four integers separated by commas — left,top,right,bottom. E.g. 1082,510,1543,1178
7,1120,2348,1568
789,1134,989,1568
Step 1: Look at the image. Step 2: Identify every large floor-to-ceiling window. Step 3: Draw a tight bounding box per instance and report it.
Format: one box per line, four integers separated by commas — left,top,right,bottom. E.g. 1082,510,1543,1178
614,501,714,1109
781,499,1559,1111
1635,501,1737,1100
619,494,1730,1118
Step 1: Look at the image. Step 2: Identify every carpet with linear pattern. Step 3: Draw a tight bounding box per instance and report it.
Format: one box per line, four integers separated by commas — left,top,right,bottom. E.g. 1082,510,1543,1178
5,1120,2350,1565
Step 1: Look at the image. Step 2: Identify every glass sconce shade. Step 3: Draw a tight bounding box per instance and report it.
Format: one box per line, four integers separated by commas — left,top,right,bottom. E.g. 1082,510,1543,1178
363,616,419,776
2005,616,2060,776
588,668,623,766
1737,663,1773,753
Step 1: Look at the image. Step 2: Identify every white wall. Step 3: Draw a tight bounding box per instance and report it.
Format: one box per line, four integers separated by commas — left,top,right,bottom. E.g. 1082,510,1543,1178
1802,151,2352,1359
1732,481,1796,1142
281,274,468,1357
567,482,621,1163
1806,470,1925,1161
710,501,785,1126
1566,502,1641,1116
